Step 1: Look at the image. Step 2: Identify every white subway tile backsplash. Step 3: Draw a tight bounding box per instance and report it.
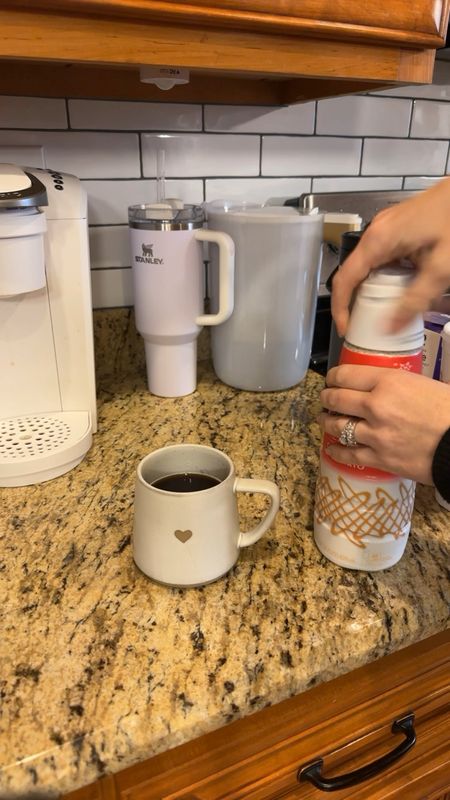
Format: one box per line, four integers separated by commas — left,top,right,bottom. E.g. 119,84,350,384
362,138,448,175
403,176,443,190
205,177,311,204
1,74,450,314
0,131,140,177
312,176,403,192
204,103,315,134
262,136,361,176
69,99,202,131
410,100,450,139
83,179,203,224
0,96,67,129
91,267,134,309
316,96,411,137
0,145,44,167
89,226,130,269
44,132,140,178
142,133,260,177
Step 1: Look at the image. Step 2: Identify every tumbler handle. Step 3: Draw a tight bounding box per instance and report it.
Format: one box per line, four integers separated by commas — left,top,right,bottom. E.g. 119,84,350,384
194,228,235,326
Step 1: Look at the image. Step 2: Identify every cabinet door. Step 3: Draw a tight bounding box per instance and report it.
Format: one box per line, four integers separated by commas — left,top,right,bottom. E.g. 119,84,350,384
76,632,449,800
10,0,448,44
1,0,446,102
159,0,447,40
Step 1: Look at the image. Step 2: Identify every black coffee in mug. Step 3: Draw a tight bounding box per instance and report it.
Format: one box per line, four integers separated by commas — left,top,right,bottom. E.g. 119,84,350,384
152,472,220,493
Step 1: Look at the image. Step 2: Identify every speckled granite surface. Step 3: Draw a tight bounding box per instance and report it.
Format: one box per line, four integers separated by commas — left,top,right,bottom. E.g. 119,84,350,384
1,309,449,798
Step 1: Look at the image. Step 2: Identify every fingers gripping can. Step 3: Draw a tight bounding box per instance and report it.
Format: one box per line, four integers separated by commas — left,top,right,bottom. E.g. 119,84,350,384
314,262,424,571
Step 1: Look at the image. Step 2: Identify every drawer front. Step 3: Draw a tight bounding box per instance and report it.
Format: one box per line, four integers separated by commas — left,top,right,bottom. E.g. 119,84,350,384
65,633,450,800
120,693,450,799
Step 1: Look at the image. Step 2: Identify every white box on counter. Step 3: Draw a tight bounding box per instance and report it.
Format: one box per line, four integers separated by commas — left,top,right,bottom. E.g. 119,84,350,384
422,311,450,379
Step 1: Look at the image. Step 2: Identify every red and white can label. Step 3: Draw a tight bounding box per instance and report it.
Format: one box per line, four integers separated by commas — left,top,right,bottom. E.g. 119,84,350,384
322,346,423,480
339,346,422,372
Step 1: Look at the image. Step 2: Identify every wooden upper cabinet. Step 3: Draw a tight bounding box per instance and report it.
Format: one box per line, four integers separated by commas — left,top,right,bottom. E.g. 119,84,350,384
0,0,449,104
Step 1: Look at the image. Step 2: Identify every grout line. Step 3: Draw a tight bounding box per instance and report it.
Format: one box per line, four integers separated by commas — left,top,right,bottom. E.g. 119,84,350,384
201,104,205,132
358,138,365,175
81,174,411,183
259,136,263,176
407,100,414,138
91,262,132,272
77,174,438,194
313,101,318,135
445,141,450,175
92,304,133,311
65,98,71,130
137,134,144,177
9,90,450,107
2,126,450,144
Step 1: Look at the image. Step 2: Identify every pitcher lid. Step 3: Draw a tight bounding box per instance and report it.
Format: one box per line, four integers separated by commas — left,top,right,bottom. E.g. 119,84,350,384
206,202,323,223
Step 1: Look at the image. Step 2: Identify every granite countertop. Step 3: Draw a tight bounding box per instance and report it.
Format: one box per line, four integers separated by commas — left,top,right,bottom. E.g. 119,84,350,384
1,310,449,799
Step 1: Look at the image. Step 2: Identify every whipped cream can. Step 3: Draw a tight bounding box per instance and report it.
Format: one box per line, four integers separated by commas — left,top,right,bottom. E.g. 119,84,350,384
314,265,424,571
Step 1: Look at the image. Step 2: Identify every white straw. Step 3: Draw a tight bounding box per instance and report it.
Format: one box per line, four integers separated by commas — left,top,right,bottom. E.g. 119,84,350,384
156,149,166,203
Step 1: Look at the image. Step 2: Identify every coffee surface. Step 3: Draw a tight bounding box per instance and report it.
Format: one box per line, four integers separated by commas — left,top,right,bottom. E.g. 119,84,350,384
152,472,220,492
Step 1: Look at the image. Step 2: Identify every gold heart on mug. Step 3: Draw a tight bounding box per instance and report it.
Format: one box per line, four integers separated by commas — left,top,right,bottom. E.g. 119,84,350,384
174,529,193,543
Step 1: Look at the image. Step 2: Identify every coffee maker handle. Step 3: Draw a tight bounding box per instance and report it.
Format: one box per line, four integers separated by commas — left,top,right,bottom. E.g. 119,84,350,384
194,228,235,326
234,478,280,548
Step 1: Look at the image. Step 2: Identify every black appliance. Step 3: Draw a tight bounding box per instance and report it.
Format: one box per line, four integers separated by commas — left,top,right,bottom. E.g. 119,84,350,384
287,190,420,374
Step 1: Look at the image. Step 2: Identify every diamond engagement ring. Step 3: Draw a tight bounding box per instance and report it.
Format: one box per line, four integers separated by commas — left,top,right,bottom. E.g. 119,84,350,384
338,419,359,447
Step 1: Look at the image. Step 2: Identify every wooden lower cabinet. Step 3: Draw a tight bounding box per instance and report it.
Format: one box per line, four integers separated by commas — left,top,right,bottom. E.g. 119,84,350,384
65,630,450,800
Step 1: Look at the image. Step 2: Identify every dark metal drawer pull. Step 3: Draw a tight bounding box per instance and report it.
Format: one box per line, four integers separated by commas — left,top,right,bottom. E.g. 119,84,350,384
298,712,416,792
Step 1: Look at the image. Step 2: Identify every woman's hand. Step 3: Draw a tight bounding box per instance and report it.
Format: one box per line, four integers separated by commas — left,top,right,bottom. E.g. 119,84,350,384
319,365,450,484
332,177,450,336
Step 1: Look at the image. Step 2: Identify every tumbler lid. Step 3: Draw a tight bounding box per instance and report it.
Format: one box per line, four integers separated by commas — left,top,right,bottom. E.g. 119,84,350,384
129,201,204,230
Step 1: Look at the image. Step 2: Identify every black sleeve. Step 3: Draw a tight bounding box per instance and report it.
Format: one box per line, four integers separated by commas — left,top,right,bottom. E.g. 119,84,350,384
432,427,450,503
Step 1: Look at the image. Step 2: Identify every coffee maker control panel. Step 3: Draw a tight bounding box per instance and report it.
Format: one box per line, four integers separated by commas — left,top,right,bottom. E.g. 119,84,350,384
27,167,87,220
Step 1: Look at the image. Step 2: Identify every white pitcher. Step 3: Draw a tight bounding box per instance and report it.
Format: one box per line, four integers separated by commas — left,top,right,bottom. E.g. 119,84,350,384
206,204,323,392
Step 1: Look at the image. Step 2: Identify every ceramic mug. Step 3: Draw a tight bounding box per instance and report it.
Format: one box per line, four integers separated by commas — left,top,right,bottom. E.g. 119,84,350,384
133,443,280,587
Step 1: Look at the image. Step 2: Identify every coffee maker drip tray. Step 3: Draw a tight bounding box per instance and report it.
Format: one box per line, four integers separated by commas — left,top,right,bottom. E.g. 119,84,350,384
0,411,92,487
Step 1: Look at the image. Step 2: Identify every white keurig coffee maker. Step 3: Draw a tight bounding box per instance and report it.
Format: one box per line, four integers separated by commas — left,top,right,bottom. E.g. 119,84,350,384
0,164,96,487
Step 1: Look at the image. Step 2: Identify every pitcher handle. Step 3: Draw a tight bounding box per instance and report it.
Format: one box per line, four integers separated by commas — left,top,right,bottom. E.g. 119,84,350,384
194,228,235,326
234,478,280,548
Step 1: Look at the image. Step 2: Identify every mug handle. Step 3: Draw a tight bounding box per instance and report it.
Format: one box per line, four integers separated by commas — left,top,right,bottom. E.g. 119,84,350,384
234,478,280,547
194,228,235,326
